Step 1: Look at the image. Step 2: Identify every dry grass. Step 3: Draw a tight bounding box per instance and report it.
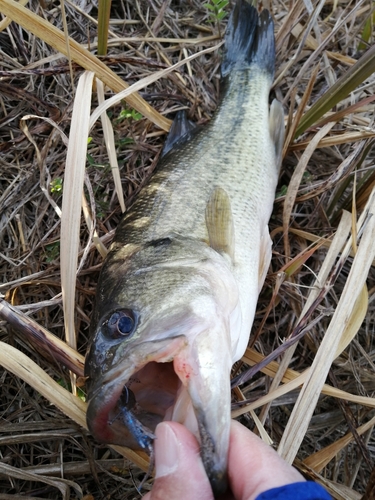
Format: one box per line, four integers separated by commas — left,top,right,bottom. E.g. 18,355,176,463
1,0,375,498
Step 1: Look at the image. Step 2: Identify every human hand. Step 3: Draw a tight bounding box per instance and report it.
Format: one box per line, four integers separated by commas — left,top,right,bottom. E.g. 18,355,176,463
143,420,305,500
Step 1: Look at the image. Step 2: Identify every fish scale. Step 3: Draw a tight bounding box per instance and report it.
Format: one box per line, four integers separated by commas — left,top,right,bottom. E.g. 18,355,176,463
85,1,284,496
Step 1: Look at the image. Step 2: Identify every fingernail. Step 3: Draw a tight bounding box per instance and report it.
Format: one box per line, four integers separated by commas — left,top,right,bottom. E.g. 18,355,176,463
154,423,179,478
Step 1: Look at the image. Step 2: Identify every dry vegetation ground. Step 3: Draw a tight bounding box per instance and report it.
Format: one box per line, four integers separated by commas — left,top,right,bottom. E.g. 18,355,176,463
1,0,375,498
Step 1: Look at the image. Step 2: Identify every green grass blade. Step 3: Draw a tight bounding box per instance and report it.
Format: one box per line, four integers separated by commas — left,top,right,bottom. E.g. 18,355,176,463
358,12,375,51
97,0,111,56
296,44,375,137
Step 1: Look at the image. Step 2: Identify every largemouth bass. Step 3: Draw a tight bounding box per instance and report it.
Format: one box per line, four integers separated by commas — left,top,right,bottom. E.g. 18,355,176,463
85,0,284,495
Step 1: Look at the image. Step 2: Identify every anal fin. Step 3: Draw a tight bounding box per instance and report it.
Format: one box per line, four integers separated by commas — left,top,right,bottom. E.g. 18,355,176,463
205,187,235,261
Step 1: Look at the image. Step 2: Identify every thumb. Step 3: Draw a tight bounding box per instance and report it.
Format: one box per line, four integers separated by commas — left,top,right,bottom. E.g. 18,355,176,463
143,422,214,500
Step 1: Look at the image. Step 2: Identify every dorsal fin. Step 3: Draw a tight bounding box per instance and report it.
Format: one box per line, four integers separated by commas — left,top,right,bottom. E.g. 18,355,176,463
162,111,197,158
205,187,235,261
269,99,285,171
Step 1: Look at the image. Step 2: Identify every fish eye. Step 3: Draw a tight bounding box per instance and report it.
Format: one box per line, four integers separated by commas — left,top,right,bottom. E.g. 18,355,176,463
104,310,137,339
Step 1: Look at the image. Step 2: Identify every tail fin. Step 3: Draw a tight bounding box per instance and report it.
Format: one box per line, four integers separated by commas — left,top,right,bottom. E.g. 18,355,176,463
221,0,275,77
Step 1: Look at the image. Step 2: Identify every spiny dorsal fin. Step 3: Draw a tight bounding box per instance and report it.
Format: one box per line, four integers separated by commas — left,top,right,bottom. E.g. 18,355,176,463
269,99,285,171
205,187,235,261
161,110,197,158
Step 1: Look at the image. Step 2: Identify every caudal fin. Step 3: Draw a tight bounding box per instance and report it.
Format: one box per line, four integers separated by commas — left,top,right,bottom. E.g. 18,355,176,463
221,0,275,78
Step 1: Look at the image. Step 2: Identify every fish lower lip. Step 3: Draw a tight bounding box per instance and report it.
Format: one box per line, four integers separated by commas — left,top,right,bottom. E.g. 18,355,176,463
198,417,228,495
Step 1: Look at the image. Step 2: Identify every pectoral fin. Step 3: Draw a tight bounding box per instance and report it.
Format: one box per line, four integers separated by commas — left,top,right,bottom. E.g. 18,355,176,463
269,99,285,170
205,187,235,261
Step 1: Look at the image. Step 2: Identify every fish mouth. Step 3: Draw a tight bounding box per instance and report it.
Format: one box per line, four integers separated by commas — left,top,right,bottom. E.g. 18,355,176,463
86,334,230,496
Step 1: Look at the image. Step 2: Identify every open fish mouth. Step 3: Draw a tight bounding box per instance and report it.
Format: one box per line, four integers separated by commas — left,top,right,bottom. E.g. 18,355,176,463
86,333,231,495
86,336,186,451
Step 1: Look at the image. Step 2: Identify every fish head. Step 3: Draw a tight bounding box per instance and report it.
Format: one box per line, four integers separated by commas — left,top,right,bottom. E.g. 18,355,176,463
85,234,240,495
